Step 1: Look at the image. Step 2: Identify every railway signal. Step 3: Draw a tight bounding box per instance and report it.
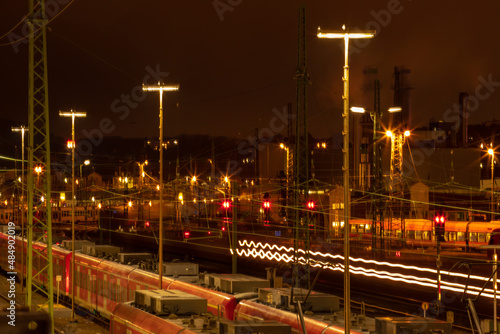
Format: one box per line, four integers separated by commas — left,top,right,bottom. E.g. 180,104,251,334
262,200,271,223
434,209,446,309
434,211,446,242
306,201,316,228
221,200,232,220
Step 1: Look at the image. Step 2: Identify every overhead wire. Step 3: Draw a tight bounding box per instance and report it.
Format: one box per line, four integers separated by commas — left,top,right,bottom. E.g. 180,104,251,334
0,0,76,47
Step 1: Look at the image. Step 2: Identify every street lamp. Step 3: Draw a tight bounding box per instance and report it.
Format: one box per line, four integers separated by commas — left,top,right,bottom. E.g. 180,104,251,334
280,143,291,221
142,82,179,289
59,109,86,320
138,160,148,188
279,143,291,185
489,147,495,219
318,25,375,333
79,159,90,179
12,125,28,294
79,160,90,223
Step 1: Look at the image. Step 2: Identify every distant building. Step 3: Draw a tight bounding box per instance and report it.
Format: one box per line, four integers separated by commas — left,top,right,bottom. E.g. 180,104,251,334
409,182,429,219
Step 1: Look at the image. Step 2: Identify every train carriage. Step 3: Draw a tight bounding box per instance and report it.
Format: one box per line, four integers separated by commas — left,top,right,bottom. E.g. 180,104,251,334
53,246,72,296
168,279,238,320
0,232,240,321
127,267,162,294
444,221,490,248
50,247,72,301
110,303,198,334
404,219,500,249
235,299,364,334
94,260,136,316
72,253,103,312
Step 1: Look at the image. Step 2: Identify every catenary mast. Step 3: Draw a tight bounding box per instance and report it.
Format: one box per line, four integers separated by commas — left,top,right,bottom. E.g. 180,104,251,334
293,4,310,290
27,0,54,331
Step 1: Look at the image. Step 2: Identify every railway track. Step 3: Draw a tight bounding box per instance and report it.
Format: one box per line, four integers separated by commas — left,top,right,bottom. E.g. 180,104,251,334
186,246,482,333
328,282,475,333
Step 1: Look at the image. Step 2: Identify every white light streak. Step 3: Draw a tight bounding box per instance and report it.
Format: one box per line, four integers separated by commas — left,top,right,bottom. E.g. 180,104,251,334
237,240,497,300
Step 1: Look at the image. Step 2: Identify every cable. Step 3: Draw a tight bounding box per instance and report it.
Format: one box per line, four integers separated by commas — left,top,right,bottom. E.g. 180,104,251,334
0,0,76,47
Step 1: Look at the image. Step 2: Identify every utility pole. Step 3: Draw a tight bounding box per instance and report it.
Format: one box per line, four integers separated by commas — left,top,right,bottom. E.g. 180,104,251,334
293,3,310,291
142,82,179,289
388,67,412,246
27,0,54,330
231,181,238,274
367,77,385,256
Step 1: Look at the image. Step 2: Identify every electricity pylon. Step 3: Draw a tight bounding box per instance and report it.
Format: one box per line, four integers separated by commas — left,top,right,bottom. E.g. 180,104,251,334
27,0,54,330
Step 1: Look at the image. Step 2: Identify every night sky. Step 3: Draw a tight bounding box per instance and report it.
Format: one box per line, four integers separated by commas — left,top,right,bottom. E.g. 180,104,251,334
2,1,500,144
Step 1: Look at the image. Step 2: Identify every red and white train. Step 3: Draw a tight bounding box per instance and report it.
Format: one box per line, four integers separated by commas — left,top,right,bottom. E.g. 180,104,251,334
0,232,364,334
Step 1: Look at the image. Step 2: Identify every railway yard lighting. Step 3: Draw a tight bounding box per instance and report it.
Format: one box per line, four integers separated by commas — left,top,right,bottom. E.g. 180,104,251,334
59,109,87,320
317,24,375,334
142,82,179,289
489,147,495,220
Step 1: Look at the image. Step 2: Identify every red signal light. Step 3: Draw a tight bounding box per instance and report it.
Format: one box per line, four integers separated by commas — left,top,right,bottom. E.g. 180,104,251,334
145,221,150,227
263,201,270,209
307,201,315,209
184,231,190,238
221,226,226,232
434,210,446,241
222,200,231,209
434,213,446,225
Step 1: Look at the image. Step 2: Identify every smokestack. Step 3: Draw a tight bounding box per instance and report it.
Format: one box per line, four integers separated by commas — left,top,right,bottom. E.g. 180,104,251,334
392,66,413,130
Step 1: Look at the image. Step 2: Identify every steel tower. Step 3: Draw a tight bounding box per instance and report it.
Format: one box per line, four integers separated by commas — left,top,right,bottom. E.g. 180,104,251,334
27,0,54,327
293,4,310,289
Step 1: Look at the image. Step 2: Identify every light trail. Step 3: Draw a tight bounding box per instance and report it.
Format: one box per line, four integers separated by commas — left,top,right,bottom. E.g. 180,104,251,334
237,239,498,300
239,240,490,281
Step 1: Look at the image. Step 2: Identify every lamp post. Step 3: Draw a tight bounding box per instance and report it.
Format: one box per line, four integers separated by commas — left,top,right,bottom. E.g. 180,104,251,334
138,160,148,189
279,143,291,220
142,82,179,289
80,160,90,225
318,25,375,333
489,147,495,220
59,109,87,320
79,159,90,202
79,159,90,179
12,126,28,295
